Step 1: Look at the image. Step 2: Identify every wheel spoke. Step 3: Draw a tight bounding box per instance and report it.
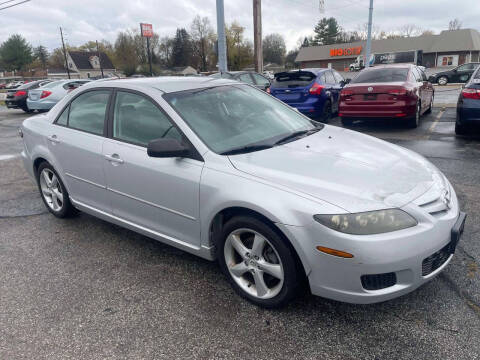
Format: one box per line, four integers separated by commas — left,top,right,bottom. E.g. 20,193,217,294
53,188,63,204
251,234,266,257
51,191,58,209
259,262,283,280
51,175,58,188
229,262,249,277
42,188,52,197
229,234,249,260
253,270,269,297
42,170,51,187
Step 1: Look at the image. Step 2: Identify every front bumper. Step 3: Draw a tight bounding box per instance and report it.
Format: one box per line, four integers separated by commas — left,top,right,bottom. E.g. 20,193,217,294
278,188,464,304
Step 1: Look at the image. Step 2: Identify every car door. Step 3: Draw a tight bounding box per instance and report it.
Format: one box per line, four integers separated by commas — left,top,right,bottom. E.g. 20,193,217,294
324,70,340,112
418,67,434,109
411,67,427,111
102,89,204,246
455,64,475,83
251,73,271,91
332,70,345,112
47,89,111,212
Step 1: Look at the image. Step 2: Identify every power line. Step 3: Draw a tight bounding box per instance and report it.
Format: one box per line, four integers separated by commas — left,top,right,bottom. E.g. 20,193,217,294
0,0,31,11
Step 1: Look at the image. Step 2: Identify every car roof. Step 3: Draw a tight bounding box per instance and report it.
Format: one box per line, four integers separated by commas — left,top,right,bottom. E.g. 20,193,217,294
81,76,238,93
365,64,414,69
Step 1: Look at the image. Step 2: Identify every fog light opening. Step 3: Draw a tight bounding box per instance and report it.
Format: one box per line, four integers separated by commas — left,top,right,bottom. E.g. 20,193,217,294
316,246,354,258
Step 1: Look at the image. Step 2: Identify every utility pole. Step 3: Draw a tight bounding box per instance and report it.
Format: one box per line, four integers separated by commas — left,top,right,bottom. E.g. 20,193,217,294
96,40,104,78
60,27,71,79
216,0,228,72
365,0,374,68
253,0,263,74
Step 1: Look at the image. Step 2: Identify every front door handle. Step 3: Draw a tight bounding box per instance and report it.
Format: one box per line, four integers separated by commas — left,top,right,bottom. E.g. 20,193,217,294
47,135,60,144
104,154,124,164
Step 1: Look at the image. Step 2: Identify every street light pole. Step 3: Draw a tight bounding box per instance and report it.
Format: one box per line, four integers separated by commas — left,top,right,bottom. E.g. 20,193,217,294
60,27,71,79
216,0,228,72
365,0,374,68
253,0,263,74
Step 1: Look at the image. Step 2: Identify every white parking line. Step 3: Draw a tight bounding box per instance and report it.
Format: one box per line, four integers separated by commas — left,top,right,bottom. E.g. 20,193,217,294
424,109,445,140
0,154,19,161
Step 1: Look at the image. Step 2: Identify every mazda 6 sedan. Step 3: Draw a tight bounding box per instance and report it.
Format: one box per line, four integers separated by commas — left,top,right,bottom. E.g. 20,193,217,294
20,77,466,308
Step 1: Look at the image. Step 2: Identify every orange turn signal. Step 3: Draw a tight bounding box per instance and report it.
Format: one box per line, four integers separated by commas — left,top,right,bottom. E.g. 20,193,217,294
316,246,354,258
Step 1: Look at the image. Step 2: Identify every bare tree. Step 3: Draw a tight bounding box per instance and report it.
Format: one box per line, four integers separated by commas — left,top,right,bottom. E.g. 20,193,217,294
420,30,435,36
190,15,215,72
355,23,381,40
448,19,462,30
399,24,422,37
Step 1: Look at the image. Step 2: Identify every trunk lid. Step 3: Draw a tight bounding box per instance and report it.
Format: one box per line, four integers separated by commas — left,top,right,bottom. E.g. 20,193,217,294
342,82,409,104
270,71,317,104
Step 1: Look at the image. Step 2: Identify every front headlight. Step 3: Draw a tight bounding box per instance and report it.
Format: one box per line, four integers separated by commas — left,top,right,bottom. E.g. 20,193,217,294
313,209,417,235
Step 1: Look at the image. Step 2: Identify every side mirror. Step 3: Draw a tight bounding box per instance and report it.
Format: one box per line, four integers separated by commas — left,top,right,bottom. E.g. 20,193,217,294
345,78,351,84
147,138,190,158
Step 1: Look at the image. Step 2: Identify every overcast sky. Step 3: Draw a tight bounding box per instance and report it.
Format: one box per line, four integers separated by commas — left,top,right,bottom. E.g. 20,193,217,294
1,0,479,52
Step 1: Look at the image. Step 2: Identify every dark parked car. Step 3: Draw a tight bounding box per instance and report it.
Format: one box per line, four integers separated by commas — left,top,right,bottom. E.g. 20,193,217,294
269,68,347,121
5,79,51,113
455,66,480,135
209,71,271,91
428,62,480,85
339,64,434,128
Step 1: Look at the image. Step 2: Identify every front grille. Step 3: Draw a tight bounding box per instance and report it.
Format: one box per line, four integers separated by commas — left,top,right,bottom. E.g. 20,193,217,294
422,242,453,276
361,272,397,290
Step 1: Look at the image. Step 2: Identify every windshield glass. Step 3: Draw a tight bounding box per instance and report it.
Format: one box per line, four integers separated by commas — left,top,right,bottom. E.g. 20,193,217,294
352,68,409,83
41,81,64,89
164,85,316,154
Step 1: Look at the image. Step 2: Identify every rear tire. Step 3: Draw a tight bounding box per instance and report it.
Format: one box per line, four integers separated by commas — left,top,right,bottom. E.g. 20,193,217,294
36,162,77,218
217,216,300,308
406,102,421,128
455,122,468,135
21,106,34,113
341,118,353,126
320,100,332,123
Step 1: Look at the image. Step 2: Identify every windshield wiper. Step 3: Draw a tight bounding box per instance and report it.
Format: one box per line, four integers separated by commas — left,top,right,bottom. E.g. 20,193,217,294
274,127,321,145
220,143,274,155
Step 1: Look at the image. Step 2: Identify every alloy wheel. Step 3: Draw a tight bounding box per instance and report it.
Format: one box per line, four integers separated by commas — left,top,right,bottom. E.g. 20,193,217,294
39,168,64,212
224,228,284,300
438,76,448,85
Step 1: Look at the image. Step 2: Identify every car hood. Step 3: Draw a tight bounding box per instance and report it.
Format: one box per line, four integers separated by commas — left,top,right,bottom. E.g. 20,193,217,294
228,126,442,213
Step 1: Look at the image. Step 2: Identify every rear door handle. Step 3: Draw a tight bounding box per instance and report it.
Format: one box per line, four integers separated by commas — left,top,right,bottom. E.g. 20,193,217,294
104,154,124,164
47,135,60,143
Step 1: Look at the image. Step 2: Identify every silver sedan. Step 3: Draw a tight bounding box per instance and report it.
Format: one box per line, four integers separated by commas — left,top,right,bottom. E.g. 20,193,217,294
27,79,91,111
20,77,466,307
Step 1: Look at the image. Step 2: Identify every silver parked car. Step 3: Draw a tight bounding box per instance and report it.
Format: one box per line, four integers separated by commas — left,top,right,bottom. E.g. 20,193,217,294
20,77,466,307
27,79,91,111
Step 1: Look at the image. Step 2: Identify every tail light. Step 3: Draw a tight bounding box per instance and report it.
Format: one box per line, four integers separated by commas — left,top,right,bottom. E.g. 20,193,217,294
40,90,52,99
14,90,27,97
387,88,407,96
309,82,324,95
340,89,354,98
461,88,480,99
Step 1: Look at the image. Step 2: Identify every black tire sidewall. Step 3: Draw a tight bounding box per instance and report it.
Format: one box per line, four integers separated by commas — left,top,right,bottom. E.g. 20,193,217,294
217,216,299,308
36,162,75,218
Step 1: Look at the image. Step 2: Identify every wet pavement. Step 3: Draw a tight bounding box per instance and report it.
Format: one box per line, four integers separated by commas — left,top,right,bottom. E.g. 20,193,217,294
1,107,480,359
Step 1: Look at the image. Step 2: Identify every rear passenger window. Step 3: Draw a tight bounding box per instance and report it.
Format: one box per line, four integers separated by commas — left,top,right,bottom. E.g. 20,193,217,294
68,90,110,135
325,71,335,84
56,105,69,126
333,71,344,83
113,91,181,147
238,73,254,84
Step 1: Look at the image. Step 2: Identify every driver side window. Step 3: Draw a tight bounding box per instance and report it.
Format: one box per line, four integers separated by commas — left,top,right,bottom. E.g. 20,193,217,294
113,91,181,147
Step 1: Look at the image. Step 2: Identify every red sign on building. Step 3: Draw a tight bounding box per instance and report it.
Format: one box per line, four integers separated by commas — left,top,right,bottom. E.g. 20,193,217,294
330,46,362,57
140,23,153,38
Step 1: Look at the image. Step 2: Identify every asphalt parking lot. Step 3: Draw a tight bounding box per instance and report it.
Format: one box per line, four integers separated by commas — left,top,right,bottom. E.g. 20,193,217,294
1,106,480,359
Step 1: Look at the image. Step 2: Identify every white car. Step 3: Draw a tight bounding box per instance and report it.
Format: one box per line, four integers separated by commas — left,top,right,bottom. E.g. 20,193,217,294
20,77,466,307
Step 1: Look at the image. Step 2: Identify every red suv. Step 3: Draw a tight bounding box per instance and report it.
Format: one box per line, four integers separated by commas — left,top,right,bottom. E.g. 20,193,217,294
339,64,434,128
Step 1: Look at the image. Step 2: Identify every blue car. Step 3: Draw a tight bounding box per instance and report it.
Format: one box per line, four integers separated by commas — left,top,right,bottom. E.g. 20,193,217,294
269,68,347,121
456,66,480,135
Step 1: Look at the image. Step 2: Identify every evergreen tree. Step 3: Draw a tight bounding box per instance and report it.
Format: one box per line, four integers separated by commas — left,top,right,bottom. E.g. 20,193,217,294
34,45,49,69
313,17,340,45
0,34,33,71
171,28,193,67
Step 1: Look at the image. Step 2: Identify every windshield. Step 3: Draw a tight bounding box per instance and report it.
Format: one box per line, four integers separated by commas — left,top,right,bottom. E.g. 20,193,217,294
352,68,409,83
164,85,317,154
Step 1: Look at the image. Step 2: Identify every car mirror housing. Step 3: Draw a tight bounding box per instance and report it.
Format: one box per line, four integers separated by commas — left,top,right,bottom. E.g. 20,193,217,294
147,138,191,158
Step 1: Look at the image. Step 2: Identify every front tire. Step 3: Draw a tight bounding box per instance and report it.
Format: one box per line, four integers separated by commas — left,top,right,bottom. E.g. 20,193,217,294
36,162,76,218
438,76,448,86
217,216,299,308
